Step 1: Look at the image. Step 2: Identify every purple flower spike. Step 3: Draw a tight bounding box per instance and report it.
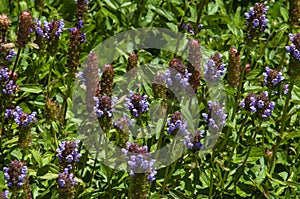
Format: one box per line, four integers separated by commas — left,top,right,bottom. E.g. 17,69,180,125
122,142,157,182
57,140,81,166
126,91,149,118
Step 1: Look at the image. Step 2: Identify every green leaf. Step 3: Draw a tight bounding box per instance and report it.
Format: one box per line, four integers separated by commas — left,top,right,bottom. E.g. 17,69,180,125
148,4,175,21
39,172,58,180
20,85,43,94
11,149,22,160
169,189,189,199
155,118,165,139
280,7,289,22
31,149,42,168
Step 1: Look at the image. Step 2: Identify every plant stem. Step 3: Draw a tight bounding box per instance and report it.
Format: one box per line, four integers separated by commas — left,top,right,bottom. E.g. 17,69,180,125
216,48,250,155
219,114,249,189
268,81,294,174
194,0,207,35
10,47,22,80
208,149,215,199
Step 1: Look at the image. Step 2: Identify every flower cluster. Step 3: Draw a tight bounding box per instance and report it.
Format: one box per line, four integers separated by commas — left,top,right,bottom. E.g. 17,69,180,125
93,95,115,118
0,67,9,80
5,106,36,127
2,80,17,95
17,11,32,48
183,130,205,151
187,39,202,92
5,49,15,61
227,47,241,87
126,91,149,118
202,101,227,133
245,3,269,38
82,51,100,114
57,140,81,166
127,53,138,72
204,53,226,83
122,142,157,182
3,160,27,190
164,58,191,89
75,0,89,20
183,23,203,35
99,64,114,96
57,167,76,190
152,72,167,100
0,190,9,199
0,67,18,96
113,115,134,147
286,33,300,62
34,19,64,39
167,111,189,136
263,67,284,87
240,91,275,120
67,20,86,72
114,115,134,131
0,13,11,35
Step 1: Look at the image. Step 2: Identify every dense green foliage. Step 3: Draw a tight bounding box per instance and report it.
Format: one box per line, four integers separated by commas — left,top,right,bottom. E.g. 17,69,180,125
0,0,299,198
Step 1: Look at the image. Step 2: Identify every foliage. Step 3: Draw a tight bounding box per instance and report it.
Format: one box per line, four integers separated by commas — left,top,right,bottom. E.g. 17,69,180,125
0,0,299,198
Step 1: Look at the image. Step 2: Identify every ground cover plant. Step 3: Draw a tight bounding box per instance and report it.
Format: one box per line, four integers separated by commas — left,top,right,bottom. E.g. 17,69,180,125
0,0,300,198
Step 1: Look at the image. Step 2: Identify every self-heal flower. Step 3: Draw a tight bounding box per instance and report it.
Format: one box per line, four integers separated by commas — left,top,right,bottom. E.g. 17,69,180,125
286,33,300,61
187,39,202,92
5,106,37,127
6,49,15,61
57,140,81,167
93,95,115,118
183,130,205,151
204,53,226,83
0,190,9,199
57,167,76,198
263,67,284,87
3,160,28,191
122,142,157,182
165,58,191,89
202,101,227,133
240,91,275,120
126,91,149,118
245,3,269,39
286,33,300,77
17,11,32,48
167,111,189,136
0,67,9,80
2,80,17,95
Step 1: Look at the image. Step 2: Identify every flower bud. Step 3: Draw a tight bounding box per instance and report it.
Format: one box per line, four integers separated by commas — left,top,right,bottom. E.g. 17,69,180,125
289,0,300,27
99,64,114,96
17,11,32,48
227,47,241,88
187,39,202,91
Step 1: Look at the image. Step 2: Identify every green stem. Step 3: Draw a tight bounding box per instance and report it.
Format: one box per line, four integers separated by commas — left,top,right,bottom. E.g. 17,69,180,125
194,0,207,36
46,57,55,97
60,73,74,125
219,114,250,189
268,81,294,174
10,47,22,80
208,149,215,199
216,48,250,155
161,164,170,195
